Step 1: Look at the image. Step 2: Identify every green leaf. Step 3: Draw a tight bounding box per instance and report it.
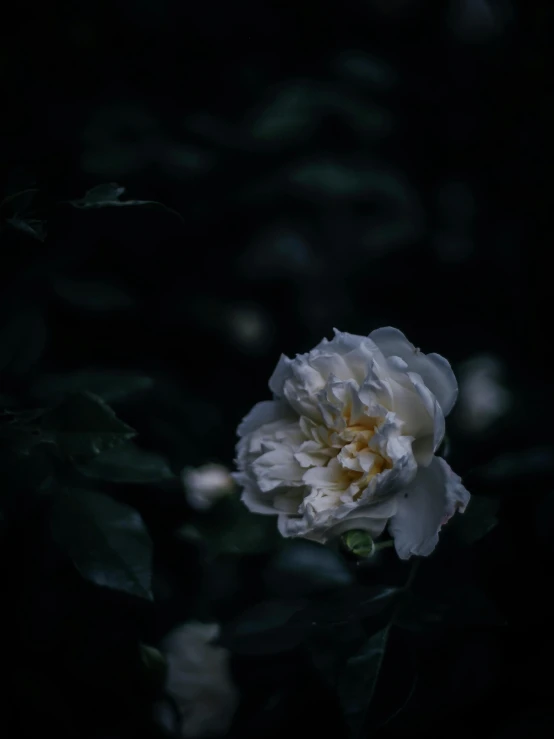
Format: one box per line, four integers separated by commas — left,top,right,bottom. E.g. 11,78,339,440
0,188,39,214
222,599,309,655
306,586,399,627
41,391,136,460
393,591,449,632
319,91,392,136
76,442,175,483
139,644,168,689
289,162,408,202
6,215,46,241
0,308,47,373
53,276,133,311
188,495,278,557
289,161,364,197
31,370,153,404
447,495,499,545
306,619,367,691
341,530,375,557
68,183,184,222
50,488,153,600
0,443,57,520
73,183,126,205
333,52,397,90
338,626,390,738
248,83,315,143
265,539,353,597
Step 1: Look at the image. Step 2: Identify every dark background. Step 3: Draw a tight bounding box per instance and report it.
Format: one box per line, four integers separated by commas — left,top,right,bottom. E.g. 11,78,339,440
2,1,554,738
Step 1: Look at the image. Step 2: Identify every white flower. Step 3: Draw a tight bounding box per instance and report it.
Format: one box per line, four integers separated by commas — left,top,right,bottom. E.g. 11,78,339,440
160,622,238,738
182,464,235,511
234,327,470,559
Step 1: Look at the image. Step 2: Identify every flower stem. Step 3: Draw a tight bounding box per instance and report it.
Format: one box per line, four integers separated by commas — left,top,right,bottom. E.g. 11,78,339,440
373,540,395,553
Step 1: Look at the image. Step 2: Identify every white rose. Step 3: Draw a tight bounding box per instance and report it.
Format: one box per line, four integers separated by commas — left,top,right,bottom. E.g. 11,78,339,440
234,327,470,559
159,622,238,738
182,463,235,511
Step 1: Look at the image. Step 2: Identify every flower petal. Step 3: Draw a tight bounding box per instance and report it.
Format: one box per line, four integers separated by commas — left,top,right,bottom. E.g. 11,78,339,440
388,456,470,559
370,327,458,416
238,478,280,515
315,329,377,356
237,400,293,437
308,352,354,383
322,497,398,540
406,371,445,459
278,497,397,542
253,442,305,492
268,354,292,397
383,377,434,460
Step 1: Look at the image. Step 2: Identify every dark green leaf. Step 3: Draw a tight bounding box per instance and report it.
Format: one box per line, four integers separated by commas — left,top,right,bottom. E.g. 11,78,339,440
333,52,397,90
31,370,153,404
248,83,315,143
0,308,47,373
50,488,153,600
73,183,126,205
0,443,57,520
204,518,277,557
318,91,392,136
289,162,409,203
344,586,399,620
289,161,364,198
393,591,448,632
222,599,309,655
68,183,184,222
139,644,168,689
0,410,46,455
338,626,390,738
41,391,136,460
0,188,39,214
0,407,44,428
189,495,278,557
76,442,175,483
53,276,134,311
6,215,46,241
447,495,499,545
265,539,353,597
306,586,399,627
306,619,367,690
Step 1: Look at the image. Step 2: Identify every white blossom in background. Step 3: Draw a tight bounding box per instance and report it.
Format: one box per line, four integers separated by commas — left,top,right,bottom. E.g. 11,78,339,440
159,622,238,739
457,354,510,432
227,304,272,352
234,328,470,559
182,464,235,511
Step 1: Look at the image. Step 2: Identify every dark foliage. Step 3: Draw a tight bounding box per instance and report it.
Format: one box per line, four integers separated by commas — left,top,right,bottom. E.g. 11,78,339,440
2,2,554,738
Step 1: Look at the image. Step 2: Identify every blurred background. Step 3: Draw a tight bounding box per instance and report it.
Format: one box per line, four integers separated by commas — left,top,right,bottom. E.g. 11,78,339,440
2,1,554,738
4,0,552,468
